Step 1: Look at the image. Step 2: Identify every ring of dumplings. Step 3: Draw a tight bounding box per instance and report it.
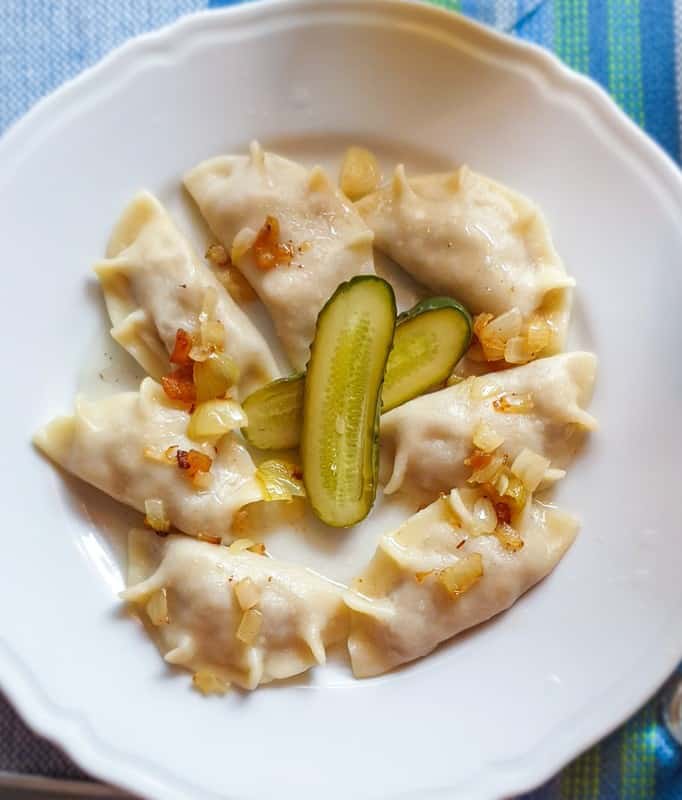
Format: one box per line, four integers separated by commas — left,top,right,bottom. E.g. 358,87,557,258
34,143,597,691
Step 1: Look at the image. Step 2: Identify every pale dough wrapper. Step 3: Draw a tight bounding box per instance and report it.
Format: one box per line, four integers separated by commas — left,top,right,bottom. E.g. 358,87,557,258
95,191,277,399
357,164,574,352
34,378,263,539
184,141,375,371
123,531,349,690
345,491,578,678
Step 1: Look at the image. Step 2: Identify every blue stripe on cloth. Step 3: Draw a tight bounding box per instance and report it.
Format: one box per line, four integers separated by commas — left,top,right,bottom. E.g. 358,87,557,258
588,0,610,96
640,0,680,160
208,0,252,6
462,0,496,25
515,0,554,49
0,0,204,133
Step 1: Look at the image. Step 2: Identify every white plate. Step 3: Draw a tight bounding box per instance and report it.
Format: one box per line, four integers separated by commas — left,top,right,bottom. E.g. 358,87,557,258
2,1,682,798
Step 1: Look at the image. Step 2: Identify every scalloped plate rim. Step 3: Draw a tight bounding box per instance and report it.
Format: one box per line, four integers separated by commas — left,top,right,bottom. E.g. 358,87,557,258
1,2,682,799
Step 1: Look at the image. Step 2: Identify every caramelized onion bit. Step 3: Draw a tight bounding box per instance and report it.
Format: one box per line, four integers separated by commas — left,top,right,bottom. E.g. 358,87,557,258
193,670,230,695
144,498,170,533
169,328,194,366
186,399,246,443
205,243,230,267
472,496,497,534
473,307,549,365
193,352,239,403
176,448,212,478
235,577,261,611
467,450,508,485
526,314,551,353
146,588,169,626
492,392,534,414
339,146,381,201
438,553,483,598
495,522,524,552
256,460,306,502
472,421,504,453
228,538,267,556
510,447,551,493
236,608,263,644
161,364,196,404
465,450,492,471
143,446,174,465
495,501,512,525
199,320,225,354
191,469,213,492
253,216,294,270
504,336,532,365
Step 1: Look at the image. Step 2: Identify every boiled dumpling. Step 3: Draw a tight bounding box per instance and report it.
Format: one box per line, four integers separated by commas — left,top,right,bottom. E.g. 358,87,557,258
381,352,597,503
345,489,578,677
34,378,262,538
356,165,574,352
123,530,348,690
95,191,277,399
184,141,375,371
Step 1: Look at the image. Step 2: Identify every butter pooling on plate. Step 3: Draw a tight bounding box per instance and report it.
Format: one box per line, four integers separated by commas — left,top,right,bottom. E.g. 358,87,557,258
34,142,597,691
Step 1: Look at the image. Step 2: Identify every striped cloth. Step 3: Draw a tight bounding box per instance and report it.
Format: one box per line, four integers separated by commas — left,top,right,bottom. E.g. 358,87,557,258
431,0,681,161
1,2,680,798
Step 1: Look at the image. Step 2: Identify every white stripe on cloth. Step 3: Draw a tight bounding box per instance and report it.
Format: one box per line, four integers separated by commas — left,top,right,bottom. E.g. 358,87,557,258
494,0,519,31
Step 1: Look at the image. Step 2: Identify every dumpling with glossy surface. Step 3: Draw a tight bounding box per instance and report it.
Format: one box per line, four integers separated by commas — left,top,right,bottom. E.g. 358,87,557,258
95,191,277,398
34,378,262,539
184,141,375,371
345,489,578,678
123,530,349,690
381,352,597,503
356,165,574,353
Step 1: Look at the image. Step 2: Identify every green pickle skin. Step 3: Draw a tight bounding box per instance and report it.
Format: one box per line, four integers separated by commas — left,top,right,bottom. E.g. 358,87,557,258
302,276,397,528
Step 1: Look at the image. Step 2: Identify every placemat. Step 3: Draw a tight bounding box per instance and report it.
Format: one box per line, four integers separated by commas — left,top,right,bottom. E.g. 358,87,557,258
1,2,680,797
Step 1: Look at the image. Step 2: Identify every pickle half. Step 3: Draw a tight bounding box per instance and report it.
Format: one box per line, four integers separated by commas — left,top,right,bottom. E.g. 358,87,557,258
242,374,304,451
381,296,472,411
242,295,472,449
302,276,396,527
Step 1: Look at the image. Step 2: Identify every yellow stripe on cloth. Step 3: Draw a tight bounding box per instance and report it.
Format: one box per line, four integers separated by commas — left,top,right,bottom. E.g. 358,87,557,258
560,743,601,799
620,701,656,800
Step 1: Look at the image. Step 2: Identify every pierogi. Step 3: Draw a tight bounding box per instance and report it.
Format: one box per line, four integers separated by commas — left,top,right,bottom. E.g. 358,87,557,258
36,143,597,692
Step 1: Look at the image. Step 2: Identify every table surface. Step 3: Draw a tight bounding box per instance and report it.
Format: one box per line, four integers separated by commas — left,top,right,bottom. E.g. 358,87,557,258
1,1,681,798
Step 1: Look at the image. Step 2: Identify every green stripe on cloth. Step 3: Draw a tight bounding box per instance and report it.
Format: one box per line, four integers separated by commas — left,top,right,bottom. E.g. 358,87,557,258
559,744,601,798
554,0,590,73
607,0,645,125
428,0,462,10
620,702,656,799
